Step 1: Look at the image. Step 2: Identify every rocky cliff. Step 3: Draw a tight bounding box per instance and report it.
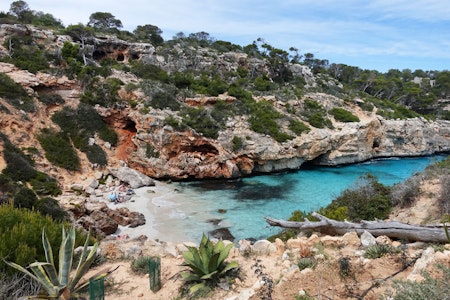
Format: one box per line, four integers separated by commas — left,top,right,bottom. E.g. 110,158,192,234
1,24,450,183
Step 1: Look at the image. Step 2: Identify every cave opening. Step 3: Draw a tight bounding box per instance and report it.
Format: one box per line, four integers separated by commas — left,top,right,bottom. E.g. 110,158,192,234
93,50,107,60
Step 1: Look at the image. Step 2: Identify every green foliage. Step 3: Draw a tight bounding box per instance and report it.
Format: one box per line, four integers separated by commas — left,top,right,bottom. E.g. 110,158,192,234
13,186,37,209
227,85,253,101
307,112,333,128
5,225,104,299
164,115,185,131
148,91,181,110
326,174,392,221
211,40,242,53
182,106,220,139
330,107,360,122
388,264,450,300
131,256,152,274
301,100,333,128
146,143,160,158
130,62,168,82
181,234,238,295
253,75,274,91
35,197,68,222
83,144,107,166
80,77,123,107
60,41,84,78
289,119,310,135
37,93,65,106
210,100,233,126
170,71,195,89
232,136,244,151
0,205,65,276
2,34,49,73
364,244,395,259
37,128,80,171
2,136,37,182
247,100,293,142
297,257,316,271
51,104,117,166
133,24,164,45
0,73,35,112
88,11,123,32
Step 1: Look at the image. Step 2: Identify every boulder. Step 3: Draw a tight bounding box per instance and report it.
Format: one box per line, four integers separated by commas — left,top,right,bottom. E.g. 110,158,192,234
361,230,377,247
108,166,155,188
208,228,235,241
252,240,276,255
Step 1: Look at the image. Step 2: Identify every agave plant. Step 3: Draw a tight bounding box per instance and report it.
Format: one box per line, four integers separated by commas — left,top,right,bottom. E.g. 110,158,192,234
181,234,238,294
4,225,108,299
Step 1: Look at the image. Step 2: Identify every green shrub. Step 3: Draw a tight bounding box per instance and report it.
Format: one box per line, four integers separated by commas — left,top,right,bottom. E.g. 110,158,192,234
35,197,68,222
2,35,49,74
211,100,233,126
80,77,123,107
0,73,35,112
181,234,238,295
2,147,37,182
13,187,37,209
0,205,64,276
301,99,333,129
247,100,293,142
149,91,181,110
307,112,332,128
232,136,243,151
364,244,394,259
182,107,220,139
29,172,61,197
146,143,160,158
330,107,360,122
164,115,185,131
253,75,273,91
131,256,152,274
227,85,253,101
37,128,80,171
83,144,107,166
289,119,310,135
297,257,316,271
326,174,392,221
37,93,65,106
51,104,117,165
388,264,450,300
130,62,168,82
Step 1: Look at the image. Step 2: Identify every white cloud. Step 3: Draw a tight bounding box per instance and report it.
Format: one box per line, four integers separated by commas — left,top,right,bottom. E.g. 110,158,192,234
0,0,449,71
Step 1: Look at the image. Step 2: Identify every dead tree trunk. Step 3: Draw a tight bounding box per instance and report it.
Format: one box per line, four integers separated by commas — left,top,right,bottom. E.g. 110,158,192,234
265,212,449,243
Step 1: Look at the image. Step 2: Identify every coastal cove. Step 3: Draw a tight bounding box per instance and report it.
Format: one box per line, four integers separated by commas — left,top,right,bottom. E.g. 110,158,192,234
116,155,446,243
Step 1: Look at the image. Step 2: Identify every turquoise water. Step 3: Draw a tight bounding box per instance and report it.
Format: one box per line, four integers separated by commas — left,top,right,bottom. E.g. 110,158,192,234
155,156,445,242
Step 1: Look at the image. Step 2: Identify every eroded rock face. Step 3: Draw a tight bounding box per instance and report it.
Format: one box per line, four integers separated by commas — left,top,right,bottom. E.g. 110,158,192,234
121,104,450,180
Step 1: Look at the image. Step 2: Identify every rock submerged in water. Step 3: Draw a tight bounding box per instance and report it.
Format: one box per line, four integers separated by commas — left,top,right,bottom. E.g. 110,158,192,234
208,228,235,241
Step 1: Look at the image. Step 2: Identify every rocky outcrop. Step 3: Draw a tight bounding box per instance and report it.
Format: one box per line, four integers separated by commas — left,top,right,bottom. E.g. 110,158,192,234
120,104,450,180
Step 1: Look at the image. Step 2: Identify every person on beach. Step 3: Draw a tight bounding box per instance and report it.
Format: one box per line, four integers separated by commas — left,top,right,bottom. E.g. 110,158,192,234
108,192,117,203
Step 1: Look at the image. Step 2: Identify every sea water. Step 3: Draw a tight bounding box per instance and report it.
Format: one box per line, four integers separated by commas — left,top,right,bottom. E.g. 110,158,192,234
148,156,445,242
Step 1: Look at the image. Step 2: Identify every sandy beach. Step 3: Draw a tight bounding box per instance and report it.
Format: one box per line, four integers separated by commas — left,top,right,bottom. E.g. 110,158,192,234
107,180,216,243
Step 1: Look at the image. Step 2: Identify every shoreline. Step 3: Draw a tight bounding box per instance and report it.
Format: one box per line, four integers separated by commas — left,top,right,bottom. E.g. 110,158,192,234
107,180,202,243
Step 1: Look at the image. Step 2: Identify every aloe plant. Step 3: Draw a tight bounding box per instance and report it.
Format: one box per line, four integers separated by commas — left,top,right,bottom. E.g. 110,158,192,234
181,234,239,294
4,225,107,299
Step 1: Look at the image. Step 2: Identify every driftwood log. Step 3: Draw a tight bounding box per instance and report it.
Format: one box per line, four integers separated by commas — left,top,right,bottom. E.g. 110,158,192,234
265,212,449,243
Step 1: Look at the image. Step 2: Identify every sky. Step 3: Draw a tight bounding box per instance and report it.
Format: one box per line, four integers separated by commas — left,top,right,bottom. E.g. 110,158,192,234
1,0,450,72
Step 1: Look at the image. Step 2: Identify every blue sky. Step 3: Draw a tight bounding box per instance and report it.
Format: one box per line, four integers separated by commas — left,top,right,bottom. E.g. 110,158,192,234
1,0,449,72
